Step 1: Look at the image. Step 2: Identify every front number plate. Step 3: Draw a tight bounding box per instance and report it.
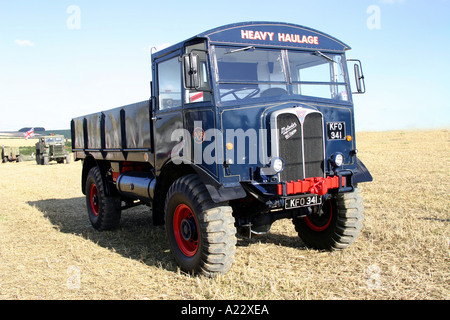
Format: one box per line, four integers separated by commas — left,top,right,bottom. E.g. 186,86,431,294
327,122,346,140
285,194,322,210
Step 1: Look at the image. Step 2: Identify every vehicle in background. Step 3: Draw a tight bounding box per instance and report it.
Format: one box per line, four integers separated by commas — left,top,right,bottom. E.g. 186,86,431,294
35,135,71,165
2,146,21,163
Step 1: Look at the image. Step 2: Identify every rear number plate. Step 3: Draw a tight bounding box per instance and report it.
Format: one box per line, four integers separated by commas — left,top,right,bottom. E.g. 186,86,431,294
285,194,322,210
327,122,346,140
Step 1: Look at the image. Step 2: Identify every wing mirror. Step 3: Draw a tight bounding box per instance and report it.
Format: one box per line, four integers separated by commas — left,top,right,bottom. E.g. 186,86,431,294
348,59,366,94
182,52,201,89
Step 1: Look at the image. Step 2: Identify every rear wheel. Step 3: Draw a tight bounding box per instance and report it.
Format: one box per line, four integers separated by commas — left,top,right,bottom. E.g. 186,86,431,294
85,166,121,231
165,174,236,276
293,188,364,250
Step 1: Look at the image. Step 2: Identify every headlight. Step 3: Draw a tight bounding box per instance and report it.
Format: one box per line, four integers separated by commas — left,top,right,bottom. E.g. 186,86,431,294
272,158,284,173
331,153,344,167
259,157,285,178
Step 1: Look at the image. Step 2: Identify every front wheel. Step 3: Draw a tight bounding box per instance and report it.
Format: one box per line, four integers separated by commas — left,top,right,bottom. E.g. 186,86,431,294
293,188,364,250
165,174,237,276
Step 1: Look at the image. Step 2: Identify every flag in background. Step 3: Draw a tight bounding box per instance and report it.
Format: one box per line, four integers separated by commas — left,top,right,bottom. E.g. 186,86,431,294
24,128,35,140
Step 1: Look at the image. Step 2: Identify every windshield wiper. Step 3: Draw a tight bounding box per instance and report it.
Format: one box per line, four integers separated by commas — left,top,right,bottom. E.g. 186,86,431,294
225,46,255,55
313,51,335,63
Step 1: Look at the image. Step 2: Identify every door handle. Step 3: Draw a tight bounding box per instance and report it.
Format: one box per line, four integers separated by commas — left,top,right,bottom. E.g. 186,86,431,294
152,116,162,121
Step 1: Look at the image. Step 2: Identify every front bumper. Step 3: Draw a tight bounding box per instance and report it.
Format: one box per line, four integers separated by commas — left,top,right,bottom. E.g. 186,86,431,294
277,171,354,197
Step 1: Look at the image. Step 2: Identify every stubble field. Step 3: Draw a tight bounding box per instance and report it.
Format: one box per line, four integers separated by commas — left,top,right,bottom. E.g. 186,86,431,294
0,129,448,300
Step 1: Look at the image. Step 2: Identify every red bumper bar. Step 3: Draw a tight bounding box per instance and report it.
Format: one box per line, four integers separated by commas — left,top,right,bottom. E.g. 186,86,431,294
277,176,346,196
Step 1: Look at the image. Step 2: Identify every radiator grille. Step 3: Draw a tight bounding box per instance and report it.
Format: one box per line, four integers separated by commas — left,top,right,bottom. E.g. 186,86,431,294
303,113,324,178
275,110,324,182
277,113,303,181
51,145,64,154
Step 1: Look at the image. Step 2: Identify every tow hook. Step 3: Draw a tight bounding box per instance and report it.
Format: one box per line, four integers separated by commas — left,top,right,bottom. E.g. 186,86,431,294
308,177,330,196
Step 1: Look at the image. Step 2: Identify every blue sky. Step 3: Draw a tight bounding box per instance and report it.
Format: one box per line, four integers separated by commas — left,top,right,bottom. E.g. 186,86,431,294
0,0,449,131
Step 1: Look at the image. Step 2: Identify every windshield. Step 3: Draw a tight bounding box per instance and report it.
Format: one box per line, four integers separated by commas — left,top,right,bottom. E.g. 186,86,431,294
45,137,63,144
288,51,348,101
213,46,349,103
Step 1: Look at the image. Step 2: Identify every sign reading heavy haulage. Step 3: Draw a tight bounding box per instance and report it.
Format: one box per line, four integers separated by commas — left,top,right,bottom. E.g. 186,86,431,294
201,22,350,51
71,21,371,277
240,29,319,45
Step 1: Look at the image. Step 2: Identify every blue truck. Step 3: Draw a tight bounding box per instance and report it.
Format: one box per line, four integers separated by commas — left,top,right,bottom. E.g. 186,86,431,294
71,21,372,276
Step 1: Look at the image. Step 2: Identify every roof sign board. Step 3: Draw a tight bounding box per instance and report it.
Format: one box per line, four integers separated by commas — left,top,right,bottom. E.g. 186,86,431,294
198,22,350,52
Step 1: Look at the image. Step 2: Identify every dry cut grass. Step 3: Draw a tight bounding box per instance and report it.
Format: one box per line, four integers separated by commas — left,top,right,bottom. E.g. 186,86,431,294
0,129,448,300
0,137,39,148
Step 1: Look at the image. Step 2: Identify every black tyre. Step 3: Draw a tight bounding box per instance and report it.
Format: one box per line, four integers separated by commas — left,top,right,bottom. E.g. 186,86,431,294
293,188,364,250
165,174,237,276
85,166,121,231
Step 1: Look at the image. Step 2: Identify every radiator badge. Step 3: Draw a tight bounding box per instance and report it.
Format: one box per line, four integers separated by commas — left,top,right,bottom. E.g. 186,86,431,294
296,110,306,124
193,127,205,144
280,122,297,140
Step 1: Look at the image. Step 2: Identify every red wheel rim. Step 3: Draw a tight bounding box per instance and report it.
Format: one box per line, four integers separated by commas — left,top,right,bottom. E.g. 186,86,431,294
173,204,199,257
304,201,333,232
89,184,99,217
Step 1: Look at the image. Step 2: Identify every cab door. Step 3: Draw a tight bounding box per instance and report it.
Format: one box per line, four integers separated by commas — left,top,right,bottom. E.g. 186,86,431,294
153,52,184,173
181,42,219,178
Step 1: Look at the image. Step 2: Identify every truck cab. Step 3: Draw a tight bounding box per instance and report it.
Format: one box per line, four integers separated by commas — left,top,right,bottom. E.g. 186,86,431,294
71,22,372,276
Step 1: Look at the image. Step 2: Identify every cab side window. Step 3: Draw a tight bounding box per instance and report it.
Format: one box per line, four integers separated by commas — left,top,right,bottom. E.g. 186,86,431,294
158,56,182,110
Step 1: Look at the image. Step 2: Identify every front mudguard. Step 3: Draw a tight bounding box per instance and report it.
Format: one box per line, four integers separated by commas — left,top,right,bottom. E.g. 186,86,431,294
190,164,247,203
353,158,373,184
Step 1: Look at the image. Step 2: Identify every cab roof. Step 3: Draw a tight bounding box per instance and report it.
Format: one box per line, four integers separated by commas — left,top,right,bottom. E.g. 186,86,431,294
153,21,350,59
